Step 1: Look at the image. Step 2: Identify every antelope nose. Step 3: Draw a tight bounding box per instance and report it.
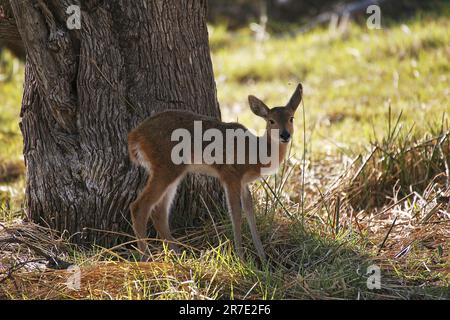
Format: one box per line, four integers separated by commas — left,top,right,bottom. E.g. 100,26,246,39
280,131,291,142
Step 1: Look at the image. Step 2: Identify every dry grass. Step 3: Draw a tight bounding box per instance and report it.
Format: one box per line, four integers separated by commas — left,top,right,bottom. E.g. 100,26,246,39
295,116,450,291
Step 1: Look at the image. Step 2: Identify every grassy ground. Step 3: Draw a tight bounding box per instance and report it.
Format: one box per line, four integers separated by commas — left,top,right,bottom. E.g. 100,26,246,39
0,12,449,299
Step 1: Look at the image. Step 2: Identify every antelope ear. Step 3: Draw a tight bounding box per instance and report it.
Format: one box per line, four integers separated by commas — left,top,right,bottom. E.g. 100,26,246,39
286,83,303,112
248,95,270,118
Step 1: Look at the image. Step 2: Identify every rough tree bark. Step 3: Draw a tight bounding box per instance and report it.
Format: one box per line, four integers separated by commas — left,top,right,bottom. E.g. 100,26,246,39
8,0,224,246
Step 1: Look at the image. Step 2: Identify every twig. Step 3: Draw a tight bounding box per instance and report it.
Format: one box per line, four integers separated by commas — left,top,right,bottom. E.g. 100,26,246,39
300,99,307,226
0,258,46,285
351,146,378,184
377,216,398,255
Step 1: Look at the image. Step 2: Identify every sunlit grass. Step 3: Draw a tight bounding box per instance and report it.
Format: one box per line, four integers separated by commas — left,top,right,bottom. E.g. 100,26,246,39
211,15,450,158
0,49,25,215
0,49,23,161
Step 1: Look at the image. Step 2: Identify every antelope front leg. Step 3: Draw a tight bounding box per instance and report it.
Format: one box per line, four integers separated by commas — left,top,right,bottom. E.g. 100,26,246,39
224,182,244,259
242,185,266,262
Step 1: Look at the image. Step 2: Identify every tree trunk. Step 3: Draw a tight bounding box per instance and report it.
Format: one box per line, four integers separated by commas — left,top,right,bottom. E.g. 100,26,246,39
10,0,224,246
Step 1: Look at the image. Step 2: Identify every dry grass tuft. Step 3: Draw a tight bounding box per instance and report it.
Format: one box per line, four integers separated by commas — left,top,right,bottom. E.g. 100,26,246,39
297,123,450,291
1,261,219,300
348,131,449,210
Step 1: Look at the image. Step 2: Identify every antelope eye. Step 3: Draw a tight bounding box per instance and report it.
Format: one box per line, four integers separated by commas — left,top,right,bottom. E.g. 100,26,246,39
290,117,294,123
269,119,275,125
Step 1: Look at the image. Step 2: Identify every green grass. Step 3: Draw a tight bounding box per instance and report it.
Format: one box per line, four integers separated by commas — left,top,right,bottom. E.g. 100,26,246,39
211,14,450,157
0,13,449,299
0,49,23,161
0,49,25,216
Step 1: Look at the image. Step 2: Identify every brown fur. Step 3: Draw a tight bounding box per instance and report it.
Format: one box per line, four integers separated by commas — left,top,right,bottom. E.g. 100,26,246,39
128,84,303,261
